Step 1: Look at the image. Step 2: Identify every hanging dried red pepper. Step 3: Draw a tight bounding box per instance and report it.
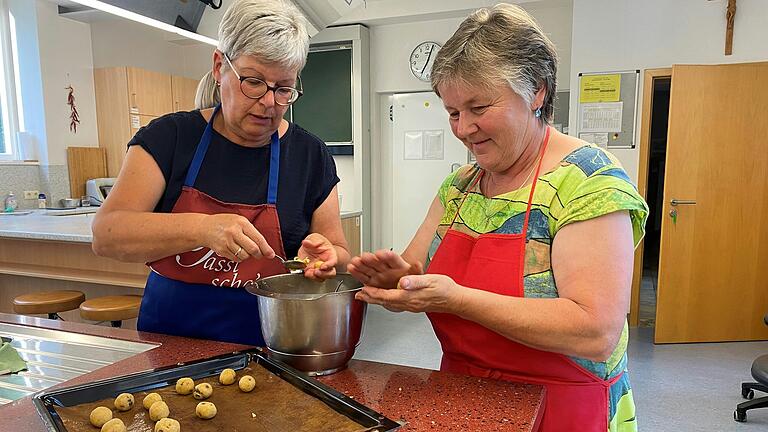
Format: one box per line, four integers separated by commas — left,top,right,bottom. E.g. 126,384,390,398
66,85,80,133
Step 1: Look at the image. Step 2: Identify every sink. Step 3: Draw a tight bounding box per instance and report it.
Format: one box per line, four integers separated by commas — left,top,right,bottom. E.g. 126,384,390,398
0,323,155,405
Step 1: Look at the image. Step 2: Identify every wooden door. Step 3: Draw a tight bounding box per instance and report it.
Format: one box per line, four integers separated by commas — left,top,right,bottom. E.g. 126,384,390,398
127,67,172,117
172,76,200,112
655,62,768,343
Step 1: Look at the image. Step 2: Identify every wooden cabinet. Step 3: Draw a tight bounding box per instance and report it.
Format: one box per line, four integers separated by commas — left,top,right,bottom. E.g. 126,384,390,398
127,68,172,116
172,76,199,112
341,215,361,257
94,67,198,177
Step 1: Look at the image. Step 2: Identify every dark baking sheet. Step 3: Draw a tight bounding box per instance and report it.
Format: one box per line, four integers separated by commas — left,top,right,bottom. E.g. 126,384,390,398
33,349,400,432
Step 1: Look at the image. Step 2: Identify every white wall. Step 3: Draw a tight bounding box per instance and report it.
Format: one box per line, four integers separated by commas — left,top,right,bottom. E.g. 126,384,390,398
90,18,211,79
367,3,574,249
34,0,99,165
570,0,768,182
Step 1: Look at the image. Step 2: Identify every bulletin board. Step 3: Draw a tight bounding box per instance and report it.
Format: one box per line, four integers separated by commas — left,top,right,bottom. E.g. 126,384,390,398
576,70,639,149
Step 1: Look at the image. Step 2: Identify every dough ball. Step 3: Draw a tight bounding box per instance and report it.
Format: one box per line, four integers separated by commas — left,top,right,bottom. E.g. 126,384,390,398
238,375,255,392
100,418,126,432
154,418,181,432
89,406,113,428
149,400,170,421
175,377,194,395
113,393,134,411
142,392,163,410
219,368,236,385
193,382,213,400
195,401,217,420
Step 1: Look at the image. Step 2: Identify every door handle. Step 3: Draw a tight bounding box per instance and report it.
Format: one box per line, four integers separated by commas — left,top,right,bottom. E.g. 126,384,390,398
670,199,696,206
450,163,462,172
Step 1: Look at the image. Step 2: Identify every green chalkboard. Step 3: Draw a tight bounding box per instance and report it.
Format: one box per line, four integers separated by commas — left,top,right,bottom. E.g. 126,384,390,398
290,47,353,143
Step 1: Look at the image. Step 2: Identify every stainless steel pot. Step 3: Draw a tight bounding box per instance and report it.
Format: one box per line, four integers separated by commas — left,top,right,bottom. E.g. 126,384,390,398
59,198,80,208
246,273,366,376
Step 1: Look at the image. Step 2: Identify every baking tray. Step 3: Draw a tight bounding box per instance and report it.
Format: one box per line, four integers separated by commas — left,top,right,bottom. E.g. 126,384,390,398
33,348,401,432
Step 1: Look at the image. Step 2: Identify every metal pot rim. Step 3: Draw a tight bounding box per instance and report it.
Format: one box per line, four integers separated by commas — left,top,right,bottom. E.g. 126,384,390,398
246,273,363,301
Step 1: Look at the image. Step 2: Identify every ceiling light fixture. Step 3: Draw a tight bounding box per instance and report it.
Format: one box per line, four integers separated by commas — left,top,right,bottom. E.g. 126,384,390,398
67,0,218,46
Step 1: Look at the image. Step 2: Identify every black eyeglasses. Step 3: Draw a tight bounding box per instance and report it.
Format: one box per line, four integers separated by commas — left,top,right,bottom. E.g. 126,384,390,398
223,54,303,106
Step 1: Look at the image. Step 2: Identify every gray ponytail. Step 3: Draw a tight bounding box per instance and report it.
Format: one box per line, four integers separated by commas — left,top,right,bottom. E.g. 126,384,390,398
194,70,220,110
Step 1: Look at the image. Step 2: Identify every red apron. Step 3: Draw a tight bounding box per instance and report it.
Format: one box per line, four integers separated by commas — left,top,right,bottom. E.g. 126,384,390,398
427,127,621,431
137,104,286,345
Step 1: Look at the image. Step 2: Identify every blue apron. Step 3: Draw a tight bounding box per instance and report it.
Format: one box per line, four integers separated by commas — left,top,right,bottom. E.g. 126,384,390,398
137,105,287,345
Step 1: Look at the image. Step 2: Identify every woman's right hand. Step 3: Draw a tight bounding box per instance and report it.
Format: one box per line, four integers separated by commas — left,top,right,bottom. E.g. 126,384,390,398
199,213,275,262
347,249,423,289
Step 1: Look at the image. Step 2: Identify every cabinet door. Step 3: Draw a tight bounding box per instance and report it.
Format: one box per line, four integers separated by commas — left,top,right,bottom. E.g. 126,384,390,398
94,67,132,177
172,76,200,112
130,114,158,134
127,68,173,117
106,114,158,176
341,216,361,256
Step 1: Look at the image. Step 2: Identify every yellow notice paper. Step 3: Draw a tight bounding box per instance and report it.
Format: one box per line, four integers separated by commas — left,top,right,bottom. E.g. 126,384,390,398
580,74,621,103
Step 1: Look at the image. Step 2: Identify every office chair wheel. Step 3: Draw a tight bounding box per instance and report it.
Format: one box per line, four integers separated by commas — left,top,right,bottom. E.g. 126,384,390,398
734,409,747,422
742,388,755,399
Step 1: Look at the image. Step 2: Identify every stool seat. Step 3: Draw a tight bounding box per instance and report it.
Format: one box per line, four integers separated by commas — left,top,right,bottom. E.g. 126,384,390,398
13,290,85,315
79,295,142,322
752,355,768,386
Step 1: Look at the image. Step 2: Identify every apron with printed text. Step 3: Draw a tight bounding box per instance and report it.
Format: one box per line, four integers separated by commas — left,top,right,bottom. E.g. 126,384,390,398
137,105,286,345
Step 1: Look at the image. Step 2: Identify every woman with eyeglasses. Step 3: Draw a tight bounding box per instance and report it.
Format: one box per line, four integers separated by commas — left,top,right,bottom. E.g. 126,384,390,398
92,0,349,345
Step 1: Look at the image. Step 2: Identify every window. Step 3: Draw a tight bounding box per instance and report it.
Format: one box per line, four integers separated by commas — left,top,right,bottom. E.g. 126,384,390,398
0,0,21,160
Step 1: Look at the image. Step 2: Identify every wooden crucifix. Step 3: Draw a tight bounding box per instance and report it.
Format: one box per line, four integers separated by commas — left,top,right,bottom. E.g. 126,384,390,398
725,0,737,55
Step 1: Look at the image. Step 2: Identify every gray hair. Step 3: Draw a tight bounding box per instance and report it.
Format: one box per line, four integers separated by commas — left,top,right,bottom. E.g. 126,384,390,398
217,0,309,71
431,3,558,122
194,0,309,111
195,70,220,109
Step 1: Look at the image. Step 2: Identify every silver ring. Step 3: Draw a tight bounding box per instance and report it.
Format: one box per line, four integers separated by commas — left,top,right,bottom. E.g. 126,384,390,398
234,246,243,256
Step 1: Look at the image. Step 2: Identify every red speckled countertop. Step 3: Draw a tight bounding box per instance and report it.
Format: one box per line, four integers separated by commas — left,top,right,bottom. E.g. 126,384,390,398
0,313,544,431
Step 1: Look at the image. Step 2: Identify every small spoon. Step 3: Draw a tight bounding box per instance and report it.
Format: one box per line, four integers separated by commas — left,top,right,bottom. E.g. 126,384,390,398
333,280,344,293
275,255,308,273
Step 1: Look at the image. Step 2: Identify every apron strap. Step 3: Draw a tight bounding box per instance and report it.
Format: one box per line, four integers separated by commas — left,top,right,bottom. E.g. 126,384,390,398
267,132,280,205
520,127,551,243
184,104,221,187
184,104,281,206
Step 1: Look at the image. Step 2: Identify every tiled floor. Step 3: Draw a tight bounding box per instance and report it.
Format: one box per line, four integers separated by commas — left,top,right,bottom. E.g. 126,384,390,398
355,304,768,431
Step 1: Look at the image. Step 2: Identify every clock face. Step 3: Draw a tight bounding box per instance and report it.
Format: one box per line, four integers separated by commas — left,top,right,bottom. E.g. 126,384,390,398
410,41,441,82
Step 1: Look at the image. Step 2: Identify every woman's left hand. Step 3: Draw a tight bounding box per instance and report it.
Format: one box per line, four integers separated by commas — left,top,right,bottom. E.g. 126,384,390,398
297,233,338,280
355,274,463,313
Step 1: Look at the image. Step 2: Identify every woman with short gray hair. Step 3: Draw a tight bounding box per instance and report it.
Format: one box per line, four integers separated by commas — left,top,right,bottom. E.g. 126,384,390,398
93,0,349,346
349,4,646,430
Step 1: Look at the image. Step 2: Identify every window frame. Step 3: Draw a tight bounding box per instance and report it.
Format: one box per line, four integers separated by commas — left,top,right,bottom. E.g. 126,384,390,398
0,0,21,161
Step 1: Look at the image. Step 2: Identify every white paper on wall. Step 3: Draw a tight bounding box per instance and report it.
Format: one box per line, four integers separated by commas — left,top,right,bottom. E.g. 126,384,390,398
403,131,424,160
579,102,623,133
423,130,444,160
579,132,609,149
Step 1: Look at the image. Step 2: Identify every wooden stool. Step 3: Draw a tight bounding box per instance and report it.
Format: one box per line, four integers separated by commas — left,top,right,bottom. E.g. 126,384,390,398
13,290,86,320
79,295,142,328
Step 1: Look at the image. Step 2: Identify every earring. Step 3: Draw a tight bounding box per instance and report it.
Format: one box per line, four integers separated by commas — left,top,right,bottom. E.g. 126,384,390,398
534,108,542,118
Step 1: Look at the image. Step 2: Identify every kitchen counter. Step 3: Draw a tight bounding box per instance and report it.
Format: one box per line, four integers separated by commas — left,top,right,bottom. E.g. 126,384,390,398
0,209,364,324
0,313,545,431
0,209,363,243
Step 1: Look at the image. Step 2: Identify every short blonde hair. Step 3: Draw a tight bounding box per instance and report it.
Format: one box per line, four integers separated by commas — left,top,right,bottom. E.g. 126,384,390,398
431,3,558,122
